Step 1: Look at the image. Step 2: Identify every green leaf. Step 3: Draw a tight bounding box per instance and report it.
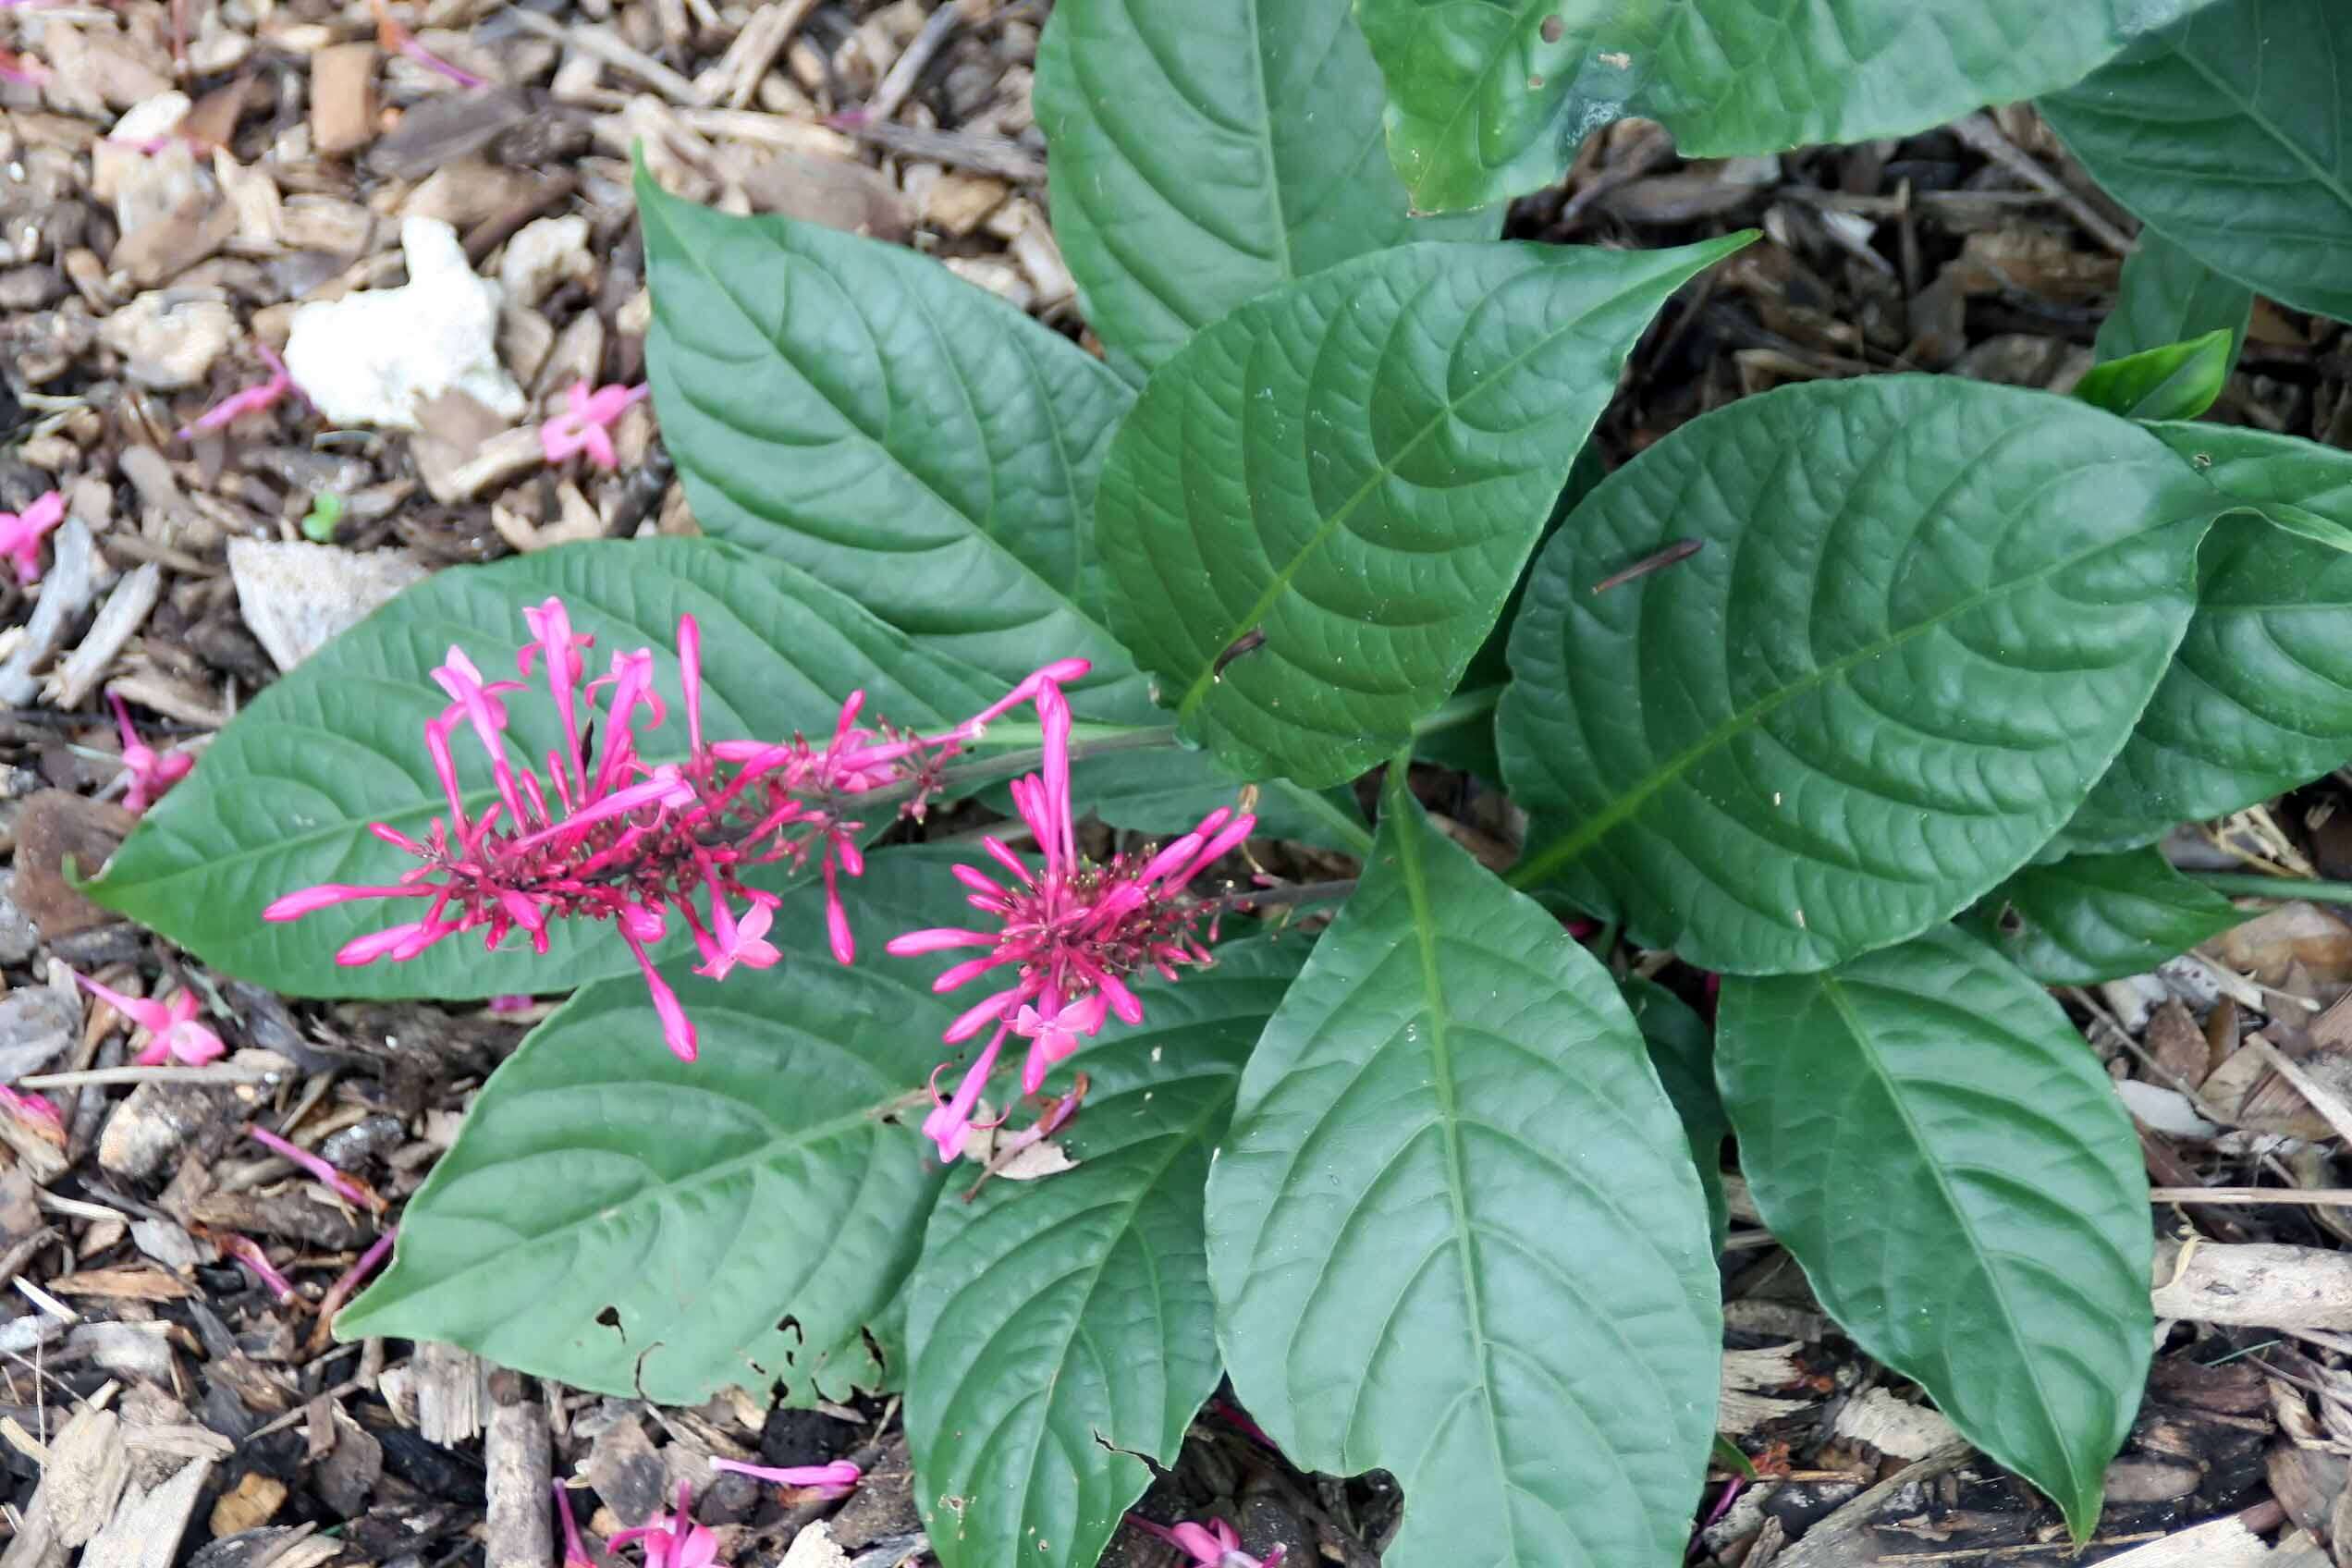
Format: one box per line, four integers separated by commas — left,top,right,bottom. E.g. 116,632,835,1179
1717,926,2154,1540
85,540,999,1000
2042,0,2352,326
2072,328,2232,423
1073,748,1370,855
1357,0,2203,214
1501,376,2222,975
904,940,1302,1568
1099,234,1748,789
1711,1435,1759,1482
2094,231,2251,372
636,165,1146,707
337,849,982,1403
1963,849,2247,985
1625,977,1727,1251
1207,771,1720,1568
1034,0,1489,380
2067,424,2352,851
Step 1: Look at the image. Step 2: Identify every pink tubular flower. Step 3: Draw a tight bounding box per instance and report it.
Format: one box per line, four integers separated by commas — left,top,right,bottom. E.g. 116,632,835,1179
0,1085,60,1136
372,0,484,87
889,676,1253,1160
609,1484,717,1568
1127,1514,1284,1568
707,1457,860,1499
0,47,49,85
554,1481,596,1568
177,342,298,440
108,691,194,814
246,1123,377,1211
264,597,1090,1061
222,1233,298,1304
0,491,64,585
71,970,226,1067
541,381,650,470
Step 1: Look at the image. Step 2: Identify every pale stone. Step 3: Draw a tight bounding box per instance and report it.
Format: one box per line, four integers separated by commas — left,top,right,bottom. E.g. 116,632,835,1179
98,291,235,388
496,214,594,309
281,216,525,429
227,538,428,672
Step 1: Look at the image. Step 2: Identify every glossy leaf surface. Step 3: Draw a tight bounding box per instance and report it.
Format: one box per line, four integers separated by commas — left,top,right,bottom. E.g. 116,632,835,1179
1359,0,2203,212
1962,848,2244,985
638,168,1146,706
1207,775,1719,1567
1099,235,1746,788
2043,0,2352,325
337,851,978,1402
2094,231,2250,372
2072,329,2232,423
1626,977,1727,1251
88,541,998,998
905,942,1300,1568
1501,377,2220,974
2069,424,2352,850
1718,926,2153,1539
1034,0,1488,378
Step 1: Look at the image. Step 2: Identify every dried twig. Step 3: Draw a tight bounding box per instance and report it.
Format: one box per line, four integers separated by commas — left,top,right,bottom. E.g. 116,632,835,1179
1948,112,2134,255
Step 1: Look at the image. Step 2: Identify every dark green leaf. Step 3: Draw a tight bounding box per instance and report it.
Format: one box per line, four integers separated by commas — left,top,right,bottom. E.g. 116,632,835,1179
1034,0,1488,379
1501,377,2221,974
1625,977,1728,1251
1718,926,2153,1540
1099,234,1748,788
636,166,1146,706
1207,772,1720,1567
336,850,982,1402
1711,1436,1759,1482
2043,0,2352,326
1358,0,2203,213
905,941,1301,1568
2073,329,2232,422
1963,848,2247,985
2094,232,2250,372
1074,748,1369,855
87,540,998,999
2067,424,2352,851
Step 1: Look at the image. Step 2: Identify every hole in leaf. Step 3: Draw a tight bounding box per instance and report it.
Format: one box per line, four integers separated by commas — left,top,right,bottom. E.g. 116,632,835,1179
1538,13,1563,43
595,1305,624,1335
860,1324,888,1371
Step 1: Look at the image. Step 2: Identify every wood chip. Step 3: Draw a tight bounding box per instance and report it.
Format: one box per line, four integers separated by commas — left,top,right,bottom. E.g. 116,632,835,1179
416,1341,487,1446
309,43,379,157
76,1455,214,1568
2091,1514,2327,1567
47,1267,192,1302
0,1407,128,1566
485,1391,554,1568
207,1471,286,1537
2154,1240,2352,1329
43,560,160,709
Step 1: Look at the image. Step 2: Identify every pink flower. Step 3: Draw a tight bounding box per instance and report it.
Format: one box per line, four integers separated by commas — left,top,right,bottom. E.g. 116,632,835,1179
246,1123,377,1210
177,342,299,440
540,382,649,470
888,677,1253,1159
707,1457,860,1499
0,47,49,84
71,970,226,1067
108,691,194,814
371,0,484,87
222,1233,297,1304
265,598,1082,1064
554,1482,596,1568
609,1484,717,1568
1127,1514,1283,1568
0,1085,60,1135
0,491,64,585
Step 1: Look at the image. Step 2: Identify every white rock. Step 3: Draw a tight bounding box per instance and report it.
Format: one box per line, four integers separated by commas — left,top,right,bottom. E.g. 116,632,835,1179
98,291,236,388
106,90,190,145
497,214,594,309
228,538,429,672
282,216,526,430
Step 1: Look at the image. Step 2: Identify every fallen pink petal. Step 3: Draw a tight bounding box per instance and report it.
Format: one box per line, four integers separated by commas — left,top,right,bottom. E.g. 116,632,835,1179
540,381,649,470
71,970,227,1067
1126,1513,1284,1568
608,1483,717,1568
108,691,195,815
706,1457,860,1498
177,342,299,440
246,1123,377,1210
0,490,65,585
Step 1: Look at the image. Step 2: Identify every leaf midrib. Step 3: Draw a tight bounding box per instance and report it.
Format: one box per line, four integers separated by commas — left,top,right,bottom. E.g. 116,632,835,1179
1166,253,1683,729
2164,26,2352,235
1812,972,2083,1518
1389,783,1523,1567
1512,504,2210,888
638,178,1140,670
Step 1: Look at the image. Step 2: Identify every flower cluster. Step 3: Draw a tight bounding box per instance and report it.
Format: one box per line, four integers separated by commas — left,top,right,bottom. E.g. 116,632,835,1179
263,596,1083,1061
888,678,1255,1159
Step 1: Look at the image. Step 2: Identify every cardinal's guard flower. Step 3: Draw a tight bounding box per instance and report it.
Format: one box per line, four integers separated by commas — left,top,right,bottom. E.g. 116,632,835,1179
609,1484,717,1568
707,1456,861,1498
1126,1514,1285,1568
108,690,194,814
71,970,226,1066
263,594,1085,1061
0,490,64,585
888,676,1255,1159
541,381,649,470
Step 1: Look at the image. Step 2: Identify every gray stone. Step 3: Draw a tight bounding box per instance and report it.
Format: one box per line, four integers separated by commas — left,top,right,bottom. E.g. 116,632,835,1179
0,874,37,964
227,538,428,672
0,984,74,1078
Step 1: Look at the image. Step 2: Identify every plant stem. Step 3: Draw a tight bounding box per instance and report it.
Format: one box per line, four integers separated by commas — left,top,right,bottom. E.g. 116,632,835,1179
2188,872,2352,905
866,723,1180,812
1212,877,1357,915
1412,685,1502,738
